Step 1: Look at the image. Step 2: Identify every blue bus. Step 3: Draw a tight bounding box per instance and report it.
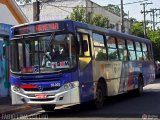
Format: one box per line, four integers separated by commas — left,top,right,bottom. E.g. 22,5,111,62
10,20,155,110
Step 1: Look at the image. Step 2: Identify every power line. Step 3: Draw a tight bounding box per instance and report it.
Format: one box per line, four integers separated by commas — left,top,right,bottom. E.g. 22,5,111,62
45,3,72,13
123,0,149,5
117,0,149,6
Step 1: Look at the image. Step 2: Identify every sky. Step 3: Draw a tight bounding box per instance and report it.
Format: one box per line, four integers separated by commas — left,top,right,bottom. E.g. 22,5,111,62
91,0,160,22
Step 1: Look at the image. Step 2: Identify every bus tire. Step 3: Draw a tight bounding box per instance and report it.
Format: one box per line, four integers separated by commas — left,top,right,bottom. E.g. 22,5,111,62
135,76,143,96
41,104,56,111
94,82,105,109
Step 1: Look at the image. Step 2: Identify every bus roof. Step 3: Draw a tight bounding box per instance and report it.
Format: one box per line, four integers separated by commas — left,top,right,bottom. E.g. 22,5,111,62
11,19,151,44
73,20,151,44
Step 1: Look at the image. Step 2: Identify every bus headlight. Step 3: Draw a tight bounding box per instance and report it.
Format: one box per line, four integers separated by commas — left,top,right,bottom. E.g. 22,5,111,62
13,86,20,92
64,81,79,90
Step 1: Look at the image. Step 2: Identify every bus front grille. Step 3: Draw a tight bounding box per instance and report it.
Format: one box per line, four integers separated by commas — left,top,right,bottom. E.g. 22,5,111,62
20,75,63,83
30,98,55,102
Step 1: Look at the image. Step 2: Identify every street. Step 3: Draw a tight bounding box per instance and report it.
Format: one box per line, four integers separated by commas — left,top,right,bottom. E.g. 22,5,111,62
2,78,160,120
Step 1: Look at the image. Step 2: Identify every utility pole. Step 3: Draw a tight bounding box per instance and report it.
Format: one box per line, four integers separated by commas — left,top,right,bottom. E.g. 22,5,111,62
140,2,152,38
152,9,156,31
33,0,40,21
121,0,125,33
150,8,160,31
86,0,88,22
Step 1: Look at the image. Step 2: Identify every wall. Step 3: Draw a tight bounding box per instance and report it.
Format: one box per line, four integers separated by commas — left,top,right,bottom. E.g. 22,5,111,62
20,0,131,33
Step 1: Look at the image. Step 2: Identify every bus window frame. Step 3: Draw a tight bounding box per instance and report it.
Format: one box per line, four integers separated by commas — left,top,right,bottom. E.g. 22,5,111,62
116,38,128,61
135,41,143,61
106,35,119,61
92,32,106,61
77,32,92,58
126,39,137,61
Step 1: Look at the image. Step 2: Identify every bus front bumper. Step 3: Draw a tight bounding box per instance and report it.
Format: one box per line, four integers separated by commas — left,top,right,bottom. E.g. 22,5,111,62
11,81,80,106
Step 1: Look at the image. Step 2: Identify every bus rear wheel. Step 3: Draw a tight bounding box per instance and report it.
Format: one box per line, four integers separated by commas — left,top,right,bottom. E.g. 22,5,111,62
41,104,56,111
135,77,143,96
94,83,105,109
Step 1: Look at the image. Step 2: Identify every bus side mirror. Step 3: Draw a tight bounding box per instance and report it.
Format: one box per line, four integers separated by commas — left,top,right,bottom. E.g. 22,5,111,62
83,40,88,52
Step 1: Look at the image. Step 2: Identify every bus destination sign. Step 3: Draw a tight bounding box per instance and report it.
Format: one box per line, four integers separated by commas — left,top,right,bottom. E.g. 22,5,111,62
36,23,59,32
13,22,65,35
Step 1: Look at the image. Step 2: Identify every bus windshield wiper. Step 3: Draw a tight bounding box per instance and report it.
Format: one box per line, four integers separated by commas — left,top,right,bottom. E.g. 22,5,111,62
46,32,56,52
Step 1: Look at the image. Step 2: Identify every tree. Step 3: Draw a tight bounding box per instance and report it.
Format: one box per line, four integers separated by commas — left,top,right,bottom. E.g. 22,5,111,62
104,4,127,17
66,6,109,28
90,14,109,28
65,5,86,23
130,22,144,38
147,29,160,60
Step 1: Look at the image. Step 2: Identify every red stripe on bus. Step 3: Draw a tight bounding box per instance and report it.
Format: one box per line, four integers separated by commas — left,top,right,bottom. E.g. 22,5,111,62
20,84,35,89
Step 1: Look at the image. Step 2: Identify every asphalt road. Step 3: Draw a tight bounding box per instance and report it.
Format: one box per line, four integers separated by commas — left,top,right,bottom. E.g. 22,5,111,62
8,78,160,120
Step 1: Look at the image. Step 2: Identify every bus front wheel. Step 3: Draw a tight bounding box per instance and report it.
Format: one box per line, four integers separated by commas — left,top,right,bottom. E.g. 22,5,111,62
41,104,56,111
94,82,105,109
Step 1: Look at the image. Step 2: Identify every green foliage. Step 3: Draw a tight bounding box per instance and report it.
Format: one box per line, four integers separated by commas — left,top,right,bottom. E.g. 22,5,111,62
147,29,160,60
65,5,86,23
130,22,144,38
66,6,109,28
104,4,127,17
104,4,121,16
96,51,107,60
90,14,109,28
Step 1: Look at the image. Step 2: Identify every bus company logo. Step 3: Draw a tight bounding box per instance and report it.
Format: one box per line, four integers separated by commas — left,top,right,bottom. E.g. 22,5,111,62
38,86,43,91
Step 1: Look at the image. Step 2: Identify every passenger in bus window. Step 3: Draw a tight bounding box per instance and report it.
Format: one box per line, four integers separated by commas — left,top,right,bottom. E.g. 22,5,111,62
42,46,60,66
50,46,60,60
42,51,52,67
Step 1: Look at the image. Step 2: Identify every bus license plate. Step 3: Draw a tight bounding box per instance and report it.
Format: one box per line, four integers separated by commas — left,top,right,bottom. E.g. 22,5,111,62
35,94,47,99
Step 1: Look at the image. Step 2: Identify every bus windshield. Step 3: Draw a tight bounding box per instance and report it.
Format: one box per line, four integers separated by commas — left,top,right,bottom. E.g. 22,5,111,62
10,33,77,74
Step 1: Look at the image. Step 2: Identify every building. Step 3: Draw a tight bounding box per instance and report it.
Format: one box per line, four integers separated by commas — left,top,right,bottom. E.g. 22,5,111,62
0,0,28,98
20,0,131,33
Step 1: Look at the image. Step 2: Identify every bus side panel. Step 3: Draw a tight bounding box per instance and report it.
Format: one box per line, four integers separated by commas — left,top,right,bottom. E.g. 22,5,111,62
79,61,94,103
92,60,154,96
92,61,123,96
141,61,155,85
124,61,155,92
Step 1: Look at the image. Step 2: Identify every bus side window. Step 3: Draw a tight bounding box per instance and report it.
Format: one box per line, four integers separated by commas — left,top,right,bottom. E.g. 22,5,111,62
142,43,148,61
77,33,91,57
117,38,127,61
127,40,136,61
106,36,118,60
93,33,106,60
135,42,143,61
147,44,153,61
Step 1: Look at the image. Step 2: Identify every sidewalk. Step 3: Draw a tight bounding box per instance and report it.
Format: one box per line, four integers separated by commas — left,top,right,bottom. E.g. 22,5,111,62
0,97,39,115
